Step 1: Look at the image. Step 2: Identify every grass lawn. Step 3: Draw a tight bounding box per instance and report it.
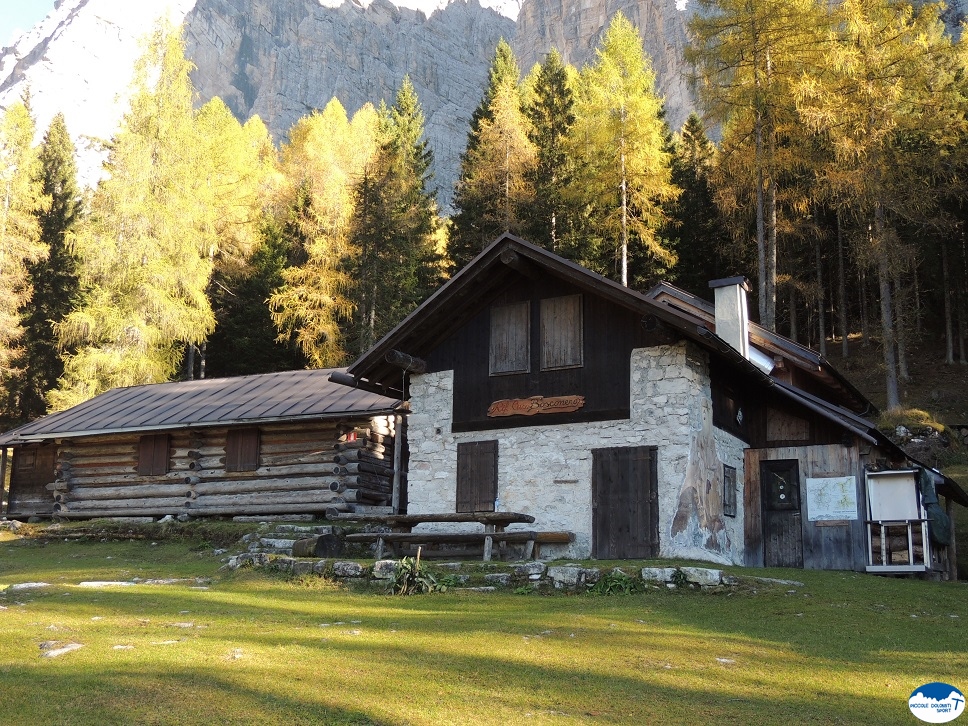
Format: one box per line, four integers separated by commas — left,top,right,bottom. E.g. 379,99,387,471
0,530,966,725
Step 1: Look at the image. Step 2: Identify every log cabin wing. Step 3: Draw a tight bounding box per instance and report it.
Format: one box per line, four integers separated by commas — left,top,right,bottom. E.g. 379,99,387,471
342,233,967,574
0,369,404,519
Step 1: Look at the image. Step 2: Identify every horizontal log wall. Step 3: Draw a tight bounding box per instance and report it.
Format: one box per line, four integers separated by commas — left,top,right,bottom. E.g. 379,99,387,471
49,415,400,518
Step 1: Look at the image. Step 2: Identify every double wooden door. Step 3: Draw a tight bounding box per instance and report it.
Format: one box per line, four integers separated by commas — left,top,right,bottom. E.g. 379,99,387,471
592,446,658,559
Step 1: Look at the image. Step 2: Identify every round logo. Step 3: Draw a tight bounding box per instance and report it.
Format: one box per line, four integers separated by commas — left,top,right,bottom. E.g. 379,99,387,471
909,683,965,723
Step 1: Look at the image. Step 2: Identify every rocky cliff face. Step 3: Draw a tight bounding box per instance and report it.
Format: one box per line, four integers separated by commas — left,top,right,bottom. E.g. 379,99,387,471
184,0,514,203
513,0,692,132
0,0,692,205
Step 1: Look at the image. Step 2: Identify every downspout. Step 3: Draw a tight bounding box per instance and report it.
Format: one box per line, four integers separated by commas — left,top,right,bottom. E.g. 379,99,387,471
0,447,8,515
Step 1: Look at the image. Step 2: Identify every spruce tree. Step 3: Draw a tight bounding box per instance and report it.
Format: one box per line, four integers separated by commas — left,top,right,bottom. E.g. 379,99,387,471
523,48,576,252
347,77,443,357
14,113,81,422
0,97,47,426
450,40,529,269
665,113,732,297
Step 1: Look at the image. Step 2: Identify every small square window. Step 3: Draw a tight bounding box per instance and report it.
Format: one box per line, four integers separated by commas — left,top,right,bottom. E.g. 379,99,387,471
226,428,260,472
138,434,170,476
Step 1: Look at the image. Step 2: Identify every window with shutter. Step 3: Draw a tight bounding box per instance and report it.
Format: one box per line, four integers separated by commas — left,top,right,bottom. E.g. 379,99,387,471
489,301,530,375
226,428,260,472
541,294,583,370
456,440,498,513
138,434,170,476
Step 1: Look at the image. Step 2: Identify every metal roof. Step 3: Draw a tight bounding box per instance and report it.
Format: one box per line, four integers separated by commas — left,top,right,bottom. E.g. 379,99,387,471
0,369,403,444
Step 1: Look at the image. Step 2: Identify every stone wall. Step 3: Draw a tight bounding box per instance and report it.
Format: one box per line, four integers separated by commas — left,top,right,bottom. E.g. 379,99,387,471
406,341,747,564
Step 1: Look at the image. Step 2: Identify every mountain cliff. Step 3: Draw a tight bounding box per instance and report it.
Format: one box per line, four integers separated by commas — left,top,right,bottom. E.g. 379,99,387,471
0,0,693,204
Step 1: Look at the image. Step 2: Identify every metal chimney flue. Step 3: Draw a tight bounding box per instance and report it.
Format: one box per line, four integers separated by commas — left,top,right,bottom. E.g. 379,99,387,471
709,277,751,360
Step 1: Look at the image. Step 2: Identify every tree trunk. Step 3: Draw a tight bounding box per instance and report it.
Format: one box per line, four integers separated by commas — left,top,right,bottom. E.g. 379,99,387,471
837,211,849,358
816,239,826,358
755,114,767,326
789,285,797,343
943,236,954,364
860,266,870,348
620,112,629,287
893,269,910,384
875,205,900,410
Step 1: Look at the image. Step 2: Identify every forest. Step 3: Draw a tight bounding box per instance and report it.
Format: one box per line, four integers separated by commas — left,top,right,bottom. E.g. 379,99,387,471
1,0,967,428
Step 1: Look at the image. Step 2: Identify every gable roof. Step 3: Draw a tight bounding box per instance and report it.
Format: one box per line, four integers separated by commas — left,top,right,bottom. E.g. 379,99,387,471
0,369,402,445
344,233,968,507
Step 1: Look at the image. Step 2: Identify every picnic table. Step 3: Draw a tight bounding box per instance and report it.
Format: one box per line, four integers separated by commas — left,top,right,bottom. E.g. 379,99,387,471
328,511,571,560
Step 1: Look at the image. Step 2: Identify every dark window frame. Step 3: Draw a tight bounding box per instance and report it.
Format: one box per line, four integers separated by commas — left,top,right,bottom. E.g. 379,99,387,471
489,300,531,376
138,434,170,476
723,464,737,517
226,428,261,472
540,294,583,371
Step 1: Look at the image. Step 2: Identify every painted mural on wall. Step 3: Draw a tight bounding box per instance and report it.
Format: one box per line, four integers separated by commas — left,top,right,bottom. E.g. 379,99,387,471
671,414,731,561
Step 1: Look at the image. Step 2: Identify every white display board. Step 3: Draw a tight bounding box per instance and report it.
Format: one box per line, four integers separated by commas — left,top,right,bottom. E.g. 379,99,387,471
866,470,920,521
805,476,858,521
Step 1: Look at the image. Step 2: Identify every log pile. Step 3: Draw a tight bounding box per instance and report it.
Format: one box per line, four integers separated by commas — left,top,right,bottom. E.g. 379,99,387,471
46,416,401,519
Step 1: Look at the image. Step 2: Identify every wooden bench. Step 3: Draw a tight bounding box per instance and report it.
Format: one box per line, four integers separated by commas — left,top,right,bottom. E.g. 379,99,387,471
343,530,574,561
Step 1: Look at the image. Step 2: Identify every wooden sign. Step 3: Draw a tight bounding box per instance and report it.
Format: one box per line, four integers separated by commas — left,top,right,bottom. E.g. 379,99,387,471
487,395,585,418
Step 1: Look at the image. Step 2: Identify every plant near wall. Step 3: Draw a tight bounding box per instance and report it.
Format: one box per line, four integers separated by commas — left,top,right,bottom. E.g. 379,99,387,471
588,568,645,595
387,548,441,595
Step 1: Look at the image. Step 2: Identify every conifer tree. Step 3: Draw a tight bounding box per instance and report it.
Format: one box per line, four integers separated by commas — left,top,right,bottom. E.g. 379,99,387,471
13,113,81,422
347,77,443,357
51,26,217,409
0,97,47,425
688,0,828,329
664,113,732,297
450,40,532,269
795,0,965,409
269,99,379,366
523,48,576,251
568,12,678,287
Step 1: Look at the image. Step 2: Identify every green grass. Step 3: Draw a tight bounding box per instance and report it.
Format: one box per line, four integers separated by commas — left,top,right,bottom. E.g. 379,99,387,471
1,531,965,725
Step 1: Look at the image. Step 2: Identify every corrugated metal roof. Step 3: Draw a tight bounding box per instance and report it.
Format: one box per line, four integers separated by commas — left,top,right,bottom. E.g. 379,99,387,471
0,369,402,444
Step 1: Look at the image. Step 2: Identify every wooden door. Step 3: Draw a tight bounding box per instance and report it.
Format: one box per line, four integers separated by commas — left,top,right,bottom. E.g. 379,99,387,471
7,444,56,516
760,459,804,568
592,446,658,559
456,440,498,512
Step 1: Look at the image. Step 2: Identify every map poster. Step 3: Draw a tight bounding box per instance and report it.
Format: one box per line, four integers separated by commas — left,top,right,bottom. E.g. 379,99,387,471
805,476,858,521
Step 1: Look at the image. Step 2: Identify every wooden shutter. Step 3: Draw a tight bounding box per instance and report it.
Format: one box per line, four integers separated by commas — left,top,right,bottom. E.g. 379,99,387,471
489,301,530,375
456,440,498,513
226,428,260,472
138,434,170,476
541,294,583,370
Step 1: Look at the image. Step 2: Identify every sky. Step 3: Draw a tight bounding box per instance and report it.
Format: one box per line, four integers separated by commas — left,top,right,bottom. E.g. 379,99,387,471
0,0,55,47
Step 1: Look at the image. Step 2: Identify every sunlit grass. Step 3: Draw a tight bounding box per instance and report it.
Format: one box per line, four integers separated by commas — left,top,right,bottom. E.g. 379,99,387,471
0,537,965,725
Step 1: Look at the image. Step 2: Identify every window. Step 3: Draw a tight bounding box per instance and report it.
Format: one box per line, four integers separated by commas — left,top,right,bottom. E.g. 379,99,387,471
541,294,583,370
456,440,498,512
723,464,737,517
489,301,530,375
16,448,37,470
138,434,170,476
226,428,260,472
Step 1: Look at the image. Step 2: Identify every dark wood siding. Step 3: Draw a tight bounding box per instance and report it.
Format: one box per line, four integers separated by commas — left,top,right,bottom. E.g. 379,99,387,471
7,444,56,516
226,428,260,472
592,446,658,559
541,294,582,370
426,275,648,431
137,434,170,476
456,440,498,512
746,444,866,570
490,301,530,375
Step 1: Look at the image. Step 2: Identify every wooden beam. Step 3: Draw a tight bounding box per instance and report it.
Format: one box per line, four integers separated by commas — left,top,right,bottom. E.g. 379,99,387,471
385,350,427,374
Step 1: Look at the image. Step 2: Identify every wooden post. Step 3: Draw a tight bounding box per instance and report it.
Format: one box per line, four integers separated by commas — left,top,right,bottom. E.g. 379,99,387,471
0,447,8,515
391,414,403,514
947,497,958,581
